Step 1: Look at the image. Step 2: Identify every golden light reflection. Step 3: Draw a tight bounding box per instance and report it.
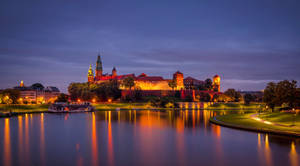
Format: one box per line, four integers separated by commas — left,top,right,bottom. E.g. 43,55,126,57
91,112,99,166
108,111,114,166
264,134,272,166
118,111,120,124
257,133,264,166
40,113,45,165
176,127,185,165
211,124,221,139
289,141,298,166
258,133,261,148
18,116,23,163
4,118,11,166
192,110,195,129
25,114,30,163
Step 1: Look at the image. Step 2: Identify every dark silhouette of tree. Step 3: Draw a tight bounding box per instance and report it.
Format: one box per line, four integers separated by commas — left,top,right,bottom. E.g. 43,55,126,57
168,80,177,90
224,89,242,102
204,78,213,91
122,77,135,90
244,93,254,105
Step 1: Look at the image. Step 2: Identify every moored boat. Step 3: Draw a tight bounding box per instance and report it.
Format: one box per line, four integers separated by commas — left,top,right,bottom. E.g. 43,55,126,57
48,102,95,113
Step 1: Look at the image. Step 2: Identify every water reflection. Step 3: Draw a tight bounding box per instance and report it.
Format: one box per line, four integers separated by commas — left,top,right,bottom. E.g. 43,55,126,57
18,116,23,165
40,113,45,166
290,141,298,166
4,118,11,166
264,134,273,166
107,111,114,166
91,112,98,166
25,114,30,164
1,109,299,166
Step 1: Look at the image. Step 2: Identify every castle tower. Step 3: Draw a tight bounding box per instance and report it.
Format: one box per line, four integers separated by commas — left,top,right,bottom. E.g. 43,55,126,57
213,75,221,92
87,65,94,83
95,54,103,79
112,67,117,77
20,80,24,87
173,71,184,90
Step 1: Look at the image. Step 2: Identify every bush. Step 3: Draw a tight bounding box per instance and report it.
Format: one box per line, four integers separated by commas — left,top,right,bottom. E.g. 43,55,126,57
150,96,179,108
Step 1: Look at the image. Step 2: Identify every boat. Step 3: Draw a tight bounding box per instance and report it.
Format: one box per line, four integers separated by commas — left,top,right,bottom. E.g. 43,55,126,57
48,102,95,113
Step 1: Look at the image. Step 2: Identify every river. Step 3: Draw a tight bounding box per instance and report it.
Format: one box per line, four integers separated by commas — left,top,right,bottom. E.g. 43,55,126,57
0,110,299,166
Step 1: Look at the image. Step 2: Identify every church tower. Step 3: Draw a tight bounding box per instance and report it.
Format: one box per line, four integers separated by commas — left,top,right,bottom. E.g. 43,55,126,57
173,71,184,90
87,65,94,83
95,54,103,79
213,75,221,92
112,67,117,77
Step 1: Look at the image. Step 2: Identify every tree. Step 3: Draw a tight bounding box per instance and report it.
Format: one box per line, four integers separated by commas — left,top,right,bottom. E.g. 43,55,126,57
199,92,211,102
0,89,20,104
263,80,298,111
31,83,44,91
263,82,277,111
244,93,254,105
122,77,135,90
55,93,69,103
168,80,177,90
224,89,242,102
275,80,297,108
204,78,213,91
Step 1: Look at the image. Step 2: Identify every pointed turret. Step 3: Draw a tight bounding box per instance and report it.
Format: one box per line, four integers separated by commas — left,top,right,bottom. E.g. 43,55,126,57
87,65,94,83
95,54,103,78
112,67,117,77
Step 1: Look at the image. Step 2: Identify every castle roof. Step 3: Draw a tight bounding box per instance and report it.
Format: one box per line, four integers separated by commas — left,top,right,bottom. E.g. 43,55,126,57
138,73,148,77
174,71,183,75
184,76,204,84
135,76,164,81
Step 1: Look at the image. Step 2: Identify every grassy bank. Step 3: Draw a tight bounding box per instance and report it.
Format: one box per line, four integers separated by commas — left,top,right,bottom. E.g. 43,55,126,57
0,104,50,117
211,113,300,136
258,112,300,126
207,103,264,110
0,104,49,113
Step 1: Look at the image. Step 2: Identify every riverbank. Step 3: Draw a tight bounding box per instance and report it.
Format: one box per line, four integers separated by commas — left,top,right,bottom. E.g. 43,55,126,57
0,104,50,117
210,112,300,137
0,102,262,118
207,103,264,110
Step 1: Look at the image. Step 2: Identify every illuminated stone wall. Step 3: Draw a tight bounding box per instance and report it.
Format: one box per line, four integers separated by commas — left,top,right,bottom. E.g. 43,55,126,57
120,80,172,90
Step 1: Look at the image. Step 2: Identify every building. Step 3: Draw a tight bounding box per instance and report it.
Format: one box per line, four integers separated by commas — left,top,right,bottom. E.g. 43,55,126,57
184,76,205,90
14,82,61,104
87,54,221,92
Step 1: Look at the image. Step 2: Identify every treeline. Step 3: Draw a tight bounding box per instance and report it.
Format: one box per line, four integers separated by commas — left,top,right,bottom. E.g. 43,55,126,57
68,80,121,102
0,89,20,104
263,80,300,111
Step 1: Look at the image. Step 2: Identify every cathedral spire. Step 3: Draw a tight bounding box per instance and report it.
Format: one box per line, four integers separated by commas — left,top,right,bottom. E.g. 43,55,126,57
87,64,94,83
88,64,94,76
95,53,103,77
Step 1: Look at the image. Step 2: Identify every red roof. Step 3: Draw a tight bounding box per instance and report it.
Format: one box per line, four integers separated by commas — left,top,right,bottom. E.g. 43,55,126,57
95,74,135,81
135,76,165,81
174,71,183,75
138,73,148,77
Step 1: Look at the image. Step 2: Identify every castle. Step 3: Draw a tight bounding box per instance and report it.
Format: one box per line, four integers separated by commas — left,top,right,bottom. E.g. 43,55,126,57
87,54,220,92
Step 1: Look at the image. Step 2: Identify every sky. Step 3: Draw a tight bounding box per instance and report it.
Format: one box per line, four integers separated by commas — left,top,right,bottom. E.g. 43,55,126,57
0,0,300,93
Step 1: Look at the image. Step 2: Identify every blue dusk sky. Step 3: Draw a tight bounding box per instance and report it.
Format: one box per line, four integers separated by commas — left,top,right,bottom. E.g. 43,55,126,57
0,0,299,92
